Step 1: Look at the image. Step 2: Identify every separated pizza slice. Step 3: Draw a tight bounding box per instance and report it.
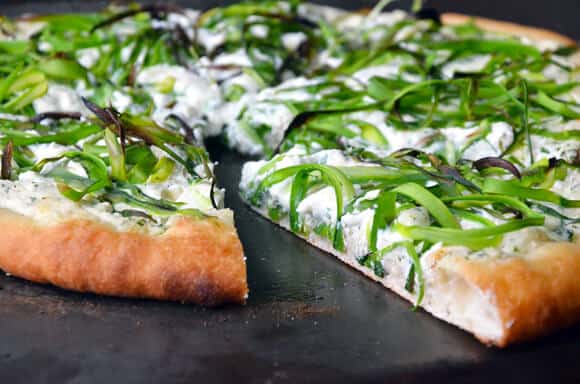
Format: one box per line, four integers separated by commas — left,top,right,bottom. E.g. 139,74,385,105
239,6,580,346
0,104,247,306
0,4,257,305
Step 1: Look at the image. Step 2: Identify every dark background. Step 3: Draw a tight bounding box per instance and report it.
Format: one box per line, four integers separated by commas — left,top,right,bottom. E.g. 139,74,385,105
2,0,579,39
1,1,579,384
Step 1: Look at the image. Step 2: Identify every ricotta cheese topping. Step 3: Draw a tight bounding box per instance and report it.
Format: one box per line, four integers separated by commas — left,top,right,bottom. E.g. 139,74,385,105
33,84,86,114
0,172,169,234
137,64,223,136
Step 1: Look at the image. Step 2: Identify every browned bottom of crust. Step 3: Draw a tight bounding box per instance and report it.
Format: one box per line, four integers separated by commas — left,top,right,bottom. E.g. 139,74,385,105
0,211,248,306
442,13,576,46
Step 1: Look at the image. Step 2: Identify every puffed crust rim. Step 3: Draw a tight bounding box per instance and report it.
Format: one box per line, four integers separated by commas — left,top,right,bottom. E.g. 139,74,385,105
441,242,580,347
0,209,248,306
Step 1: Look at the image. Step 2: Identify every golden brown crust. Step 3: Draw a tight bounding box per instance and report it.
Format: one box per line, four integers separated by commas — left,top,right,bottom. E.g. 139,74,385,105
442,13,576,46
443,242,580,347
0,210,247,306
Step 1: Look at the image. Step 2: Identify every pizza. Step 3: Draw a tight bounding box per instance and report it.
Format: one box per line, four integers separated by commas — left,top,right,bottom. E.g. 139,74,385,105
0,1,578,346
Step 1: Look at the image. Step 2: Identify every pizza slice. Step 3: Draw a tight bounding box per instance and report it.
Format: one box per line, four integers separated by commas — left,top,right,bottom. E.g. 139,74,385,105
0,5,251,305
0,105,248,306
239,5,580,346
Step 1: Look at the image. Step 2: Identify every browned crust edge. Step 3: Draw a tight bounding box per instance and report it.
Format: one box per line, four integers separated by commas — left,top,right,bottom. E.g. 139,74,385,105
443,242,580,347
0,210,248,306
442,12,576,46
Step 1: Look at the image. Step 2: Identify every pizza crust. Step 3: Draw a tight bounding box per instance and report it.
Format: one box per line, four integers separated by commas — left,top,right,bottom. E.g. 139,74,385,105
0,208,248,306
441,242,580,346
441,13,576,46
